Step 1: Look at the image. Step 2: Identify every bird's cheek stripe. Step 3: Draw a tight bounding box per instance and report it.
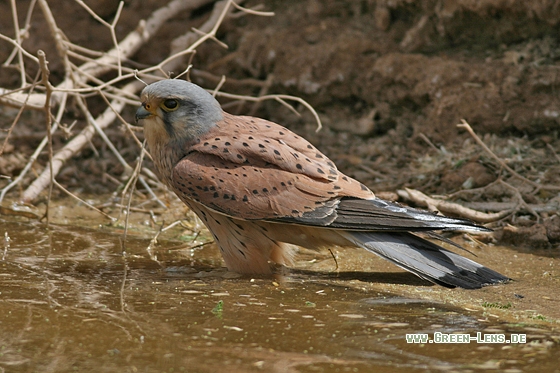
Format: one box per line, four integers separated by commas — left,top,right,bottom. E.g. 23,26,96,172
162,116,175,137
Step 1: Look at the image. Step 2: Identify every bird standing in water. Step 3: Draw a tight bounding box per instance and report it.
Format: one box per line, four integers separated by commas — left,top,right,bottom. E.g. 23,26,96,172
136,79,509,289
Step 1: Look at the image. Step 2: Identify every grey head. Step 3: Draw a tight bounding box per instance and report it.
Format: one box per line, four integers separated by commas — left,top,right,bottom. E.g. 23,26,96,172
136,79,223,145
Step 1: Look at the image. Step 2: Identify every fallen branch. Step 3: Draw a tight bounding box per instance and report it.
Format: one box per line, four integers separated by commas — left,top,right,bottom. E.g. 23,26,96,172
462,200,560,213
398,188,513,223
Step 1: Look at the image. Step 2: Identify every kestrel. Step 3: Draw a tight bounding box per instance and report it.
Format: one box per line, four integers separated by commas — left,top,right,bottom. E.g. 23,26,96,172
136,79,509,289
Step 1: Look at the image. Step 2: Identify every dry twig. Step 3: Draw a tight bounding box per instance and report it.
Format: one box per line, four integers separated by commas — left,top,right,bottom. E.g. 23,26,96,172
398,188,513,224
37,50,54,224
458,119,560,193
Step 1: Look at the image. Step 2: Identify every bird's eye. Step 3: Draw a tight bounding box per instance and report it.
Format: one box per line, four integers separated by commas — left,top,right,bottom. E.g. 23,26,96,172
162,99,179,111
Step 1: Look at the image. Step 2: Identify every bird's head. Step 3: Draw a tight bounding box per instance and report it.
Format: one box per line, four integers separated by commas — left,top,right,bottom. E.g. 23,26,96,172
136,79,223,151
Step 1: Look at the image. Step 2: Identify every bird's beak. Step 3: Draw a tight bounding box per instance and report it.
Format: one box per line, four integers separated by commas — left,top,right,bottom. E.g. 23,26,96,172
135,105,153,123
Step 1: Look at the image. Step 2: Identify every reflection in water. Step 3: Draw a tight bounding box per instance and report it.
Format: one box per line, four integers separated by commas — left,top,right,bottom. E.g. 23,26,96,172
0,219,558,372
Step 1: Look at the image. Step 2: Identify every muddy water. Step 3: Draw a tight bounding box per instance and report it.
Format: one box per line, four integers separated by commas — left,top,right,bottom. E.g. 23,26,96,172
1,217,559,373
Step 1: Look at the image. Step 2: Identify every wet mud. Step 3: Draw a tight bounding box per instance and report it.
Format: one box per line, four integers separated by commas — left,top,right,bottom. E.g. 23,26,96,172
1,207,558,372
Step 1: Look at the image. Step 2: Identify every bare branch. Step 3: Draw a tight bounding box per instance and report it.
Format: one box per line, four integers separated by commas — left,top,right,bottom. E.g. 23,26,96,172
216,91,323,131
0,0,321,229
21,80,143,202
75,0,125,76
53,179,116,221
37,50,54,225
458,119,560,192
0,33,40,64
9,0,27,85
398,188,513,224
0,71,41,156
0,0,216,109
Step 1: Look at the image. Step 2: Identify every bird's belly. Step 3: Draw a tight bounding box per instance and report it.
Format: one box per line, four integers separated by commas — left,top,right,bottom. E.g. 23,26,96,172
255,222,352,250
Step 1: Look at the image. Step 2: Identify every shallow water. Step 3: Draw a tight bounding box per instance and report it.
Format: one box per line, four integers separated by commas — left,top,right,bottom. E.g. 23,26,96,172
1,218,558,373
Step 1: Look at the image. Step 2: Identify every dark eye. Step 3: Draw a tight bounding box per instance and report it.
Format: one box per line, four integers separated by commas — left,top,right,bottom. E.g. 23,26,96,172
162,99,178,111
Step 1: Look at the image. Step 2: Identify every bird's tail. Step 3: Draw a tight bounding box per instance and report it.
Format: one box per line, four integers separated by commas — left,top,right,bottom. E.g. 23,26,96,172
339,231,510,289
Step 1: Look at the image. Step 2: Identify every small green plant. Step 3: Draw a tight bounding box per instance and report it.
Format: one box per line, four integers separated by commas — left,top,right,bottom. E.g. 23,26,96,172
482,302,512,309
530,314,548,321
211,300,224,318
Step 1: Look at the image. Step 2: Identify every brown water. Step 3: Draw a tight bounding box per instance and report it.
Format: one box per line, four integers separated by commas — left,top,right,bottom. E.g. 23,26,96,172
1,216,559,373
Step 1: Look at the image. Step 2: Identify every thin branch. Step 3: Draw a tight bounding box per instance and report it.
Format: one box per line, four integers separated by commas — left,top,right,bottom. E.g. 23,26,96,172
230,1,275,16
418,133,441,153
53,180,116,221
0,101,64,204
98,91,144,150
458,119,560,192
74,96,133,174
0,71,41,156
0,33,40,64
547,143,560,164
21,80,143,202
461,200,560,213
120,142,148,246
9,0,26,85
37,50,54,225
248,74,274,116
212,75,227,97
495,179,541,222
217,91,323,131
3,0,37,67
75,0,125,75
38,0,74,80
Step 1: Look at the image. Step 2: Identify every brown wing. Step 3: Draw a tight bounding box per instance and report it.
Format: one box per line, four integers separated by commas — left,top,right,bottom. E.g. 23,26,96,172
171,112,374,221
171,112,489,232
